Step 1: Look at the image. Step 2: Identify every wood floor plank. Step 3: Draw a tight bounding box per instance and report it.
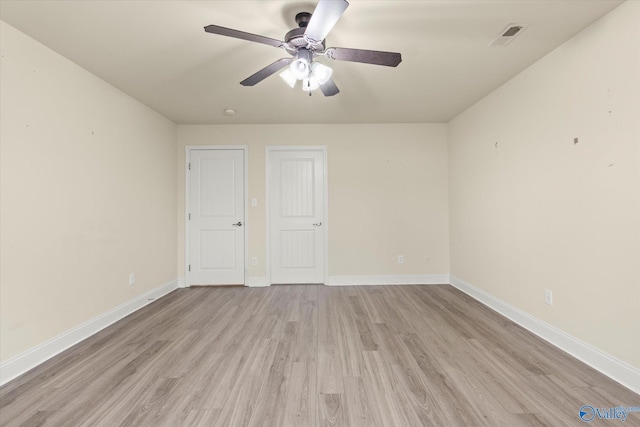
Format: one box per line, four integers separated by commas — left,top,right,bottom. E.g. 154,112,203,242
457,338,541,414
342,376,378,427
283,361,314,427
360,351,410,427
398,333,479,425
246,337,293,427
1,285,638,427
439,361,521,427
317,287,344,395
317,393,344,427
348,296,378,352
356,288,385,324
334,291,363,377
180,409,221,426
378,331,450,425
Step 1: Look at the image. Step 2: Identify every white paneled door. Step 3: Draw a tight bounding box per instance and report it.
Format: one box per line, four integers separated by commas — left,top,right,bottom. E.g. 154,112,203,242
189,149,245,285
268,148,326,284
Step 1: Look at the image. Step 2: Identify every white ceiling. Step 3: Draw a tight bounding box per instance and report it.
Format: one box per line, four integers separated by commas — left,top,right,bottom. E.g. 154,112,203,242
0,0,623,124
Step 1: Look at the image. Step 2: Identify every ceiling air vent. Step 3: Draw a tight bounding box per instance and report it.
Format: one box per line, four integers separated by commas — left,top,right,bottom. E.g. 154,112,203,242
489,24,528,47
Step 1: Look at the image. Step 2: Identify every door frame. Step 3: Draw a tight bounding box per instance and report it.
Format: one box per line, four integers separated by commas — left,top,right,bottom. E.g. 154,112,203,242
185,145,249,287
265,146,329,285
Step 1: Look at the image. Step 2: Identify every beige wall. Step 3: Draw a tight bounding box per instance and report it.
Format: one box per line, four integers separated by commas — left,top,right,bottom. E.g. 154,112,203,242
177,124,449,283
448,1,639,370
0,22,178,362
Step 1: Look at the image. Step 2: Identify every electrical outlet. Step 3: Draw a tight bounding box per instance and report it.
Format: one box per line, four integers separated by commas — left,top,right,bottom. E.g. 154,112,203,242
251,198,258,207
251,257,258,266
397,255,404,264
129,273,135,286
544,289,553,305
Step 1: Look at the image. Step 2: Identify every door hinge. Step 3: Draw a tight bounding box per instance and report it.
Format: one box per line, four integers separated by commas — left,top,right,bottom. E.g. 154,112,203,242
188,213,191,220
188,162,191,170
188,264,191,272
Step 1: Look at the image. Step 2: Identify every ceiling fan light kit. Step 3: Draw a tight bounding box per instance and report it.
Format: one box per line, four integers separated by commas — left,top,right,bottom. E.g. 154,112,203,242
311,62,333,85
279,69,297,88
204,0,402,97
290,48,314,80
279,54,333,91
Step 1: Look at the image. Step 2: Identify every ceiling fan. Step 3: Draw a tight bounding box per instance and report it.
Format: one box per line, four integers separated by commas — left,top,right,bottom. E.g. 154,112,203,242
204,0,402,96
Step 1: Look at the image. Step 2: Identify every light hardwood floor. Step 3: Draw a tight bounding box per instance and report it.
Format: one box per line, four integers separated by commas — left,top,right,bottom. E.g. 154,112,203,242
1,285,638,426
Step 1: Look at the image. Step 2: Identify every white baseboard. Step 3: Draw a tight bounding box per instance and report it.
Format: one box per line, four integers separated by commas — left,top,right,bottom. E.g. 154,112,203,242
449,275,640,394
327,274,450,286
0,280,179,386
245,274,449,287
246,276,268,287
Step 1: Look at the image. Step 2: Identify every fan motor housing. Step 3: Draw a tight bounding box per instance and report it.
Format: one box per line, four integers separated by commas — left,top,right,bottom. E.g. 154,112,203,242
284,28,325,55
284,12,325,55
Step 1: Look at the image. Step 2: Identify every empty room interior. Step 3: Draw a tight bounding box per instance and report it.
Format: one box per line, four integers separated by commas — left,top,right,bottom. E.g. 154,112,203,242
1,0,639,425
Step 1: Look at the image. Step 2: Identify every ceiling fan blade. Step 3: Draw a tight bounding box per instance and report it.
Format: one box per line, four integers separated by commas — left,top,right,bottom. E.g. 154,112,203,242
319,77,340,96
304,0,349,43
204,25,285,48
326,47,402,67
240,58,292,86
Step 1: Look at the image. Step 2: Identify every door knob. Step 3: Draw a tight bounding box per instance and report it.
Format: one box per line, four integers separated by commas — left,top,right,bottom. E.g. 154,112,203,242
232,221,243,226
313,222,322,226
